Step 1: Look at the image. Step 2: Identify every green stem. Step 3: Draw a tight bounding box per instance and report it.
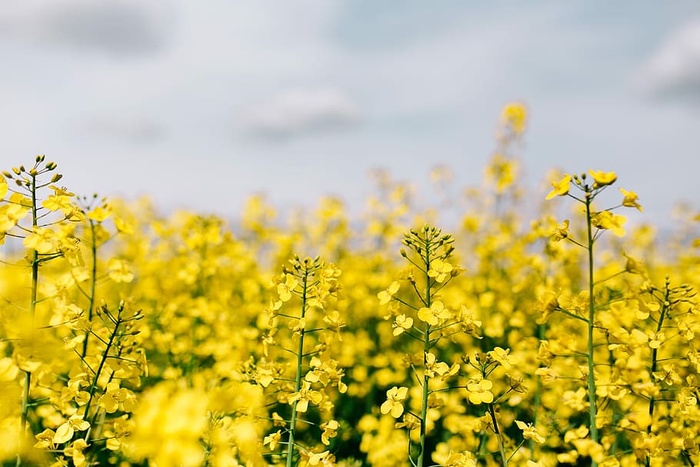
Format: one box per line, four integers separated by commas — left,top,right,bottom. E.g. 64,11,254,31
17,172,39,467
286,267,309,467
645,282,670,467
488,403,508,467
584,192,599,465
81,219,98,359
82,310,121,431
529,323,545,459
416,239,432,467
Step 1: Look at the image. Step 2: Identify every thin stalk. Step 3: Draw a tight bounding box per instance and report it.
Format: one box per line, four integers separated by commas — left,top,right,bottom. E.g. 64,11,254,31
645,283,670,467
584,192,599,465
82,315,120,428
488,403,508,467
81,219,98,358
416,239,432,467
529,323,545,459
17,172,39,467
286,267,309,467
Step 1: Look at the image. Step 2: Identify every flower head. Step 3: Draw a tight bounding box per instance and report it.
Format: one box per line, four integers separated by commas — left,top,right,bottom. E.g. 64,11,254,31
588,170,617,188
418,301,451,326
466,378,494,404
381,386,409,418
515,420,546,444
501,102,528,135
592,211,626,237
545,174,572,200
620,188,642,211
392,314,414,336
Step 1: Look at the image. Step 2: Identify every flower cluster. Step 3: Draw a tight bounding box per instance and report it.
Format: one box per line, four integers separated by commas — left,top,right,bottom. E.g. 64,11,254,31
0,104,697,467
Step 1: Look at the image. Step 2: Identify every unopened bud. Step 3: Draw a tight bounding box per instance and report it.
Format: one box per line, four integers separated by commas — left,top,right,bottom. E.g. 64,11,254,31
51,173,63,183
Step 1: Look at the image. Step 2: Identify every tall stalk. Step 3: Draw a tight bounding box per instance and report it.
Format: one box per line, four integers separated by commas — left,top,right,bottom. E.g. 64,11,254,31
644,280,670,467
81,218,98,359
17,170,39,467
545,170,629,466
416,239,432,467
285,266,309,467
7,156,63,466
584,192,599,455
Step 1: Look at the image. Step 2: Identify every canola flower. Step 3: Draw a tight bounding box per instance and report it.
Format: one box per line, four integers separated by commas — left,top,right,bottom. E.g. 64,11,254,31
0,105,698,467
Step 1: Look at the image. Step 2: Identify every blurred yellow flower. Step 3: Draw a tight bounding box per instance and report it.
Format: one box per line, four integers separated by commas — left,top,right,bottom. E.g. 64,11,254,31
501,102,528,135
592,211,626,237
378,281,400,305
550,220,570,242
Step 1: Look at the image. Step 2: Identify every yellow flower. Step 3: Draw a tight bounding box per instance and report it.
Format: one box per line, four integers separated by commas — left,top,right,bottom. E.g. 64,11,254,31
439,450,478,467
87,205,112,222
288,381,322,413
623,253,646,276
107,258,134,283
392,314,413,336
592,211,626,237
488,347,512,369
43,189,76,215
288,317,306,335
536,290,559,325
417,301,451,326
53,415,90,444
545,174,572,200
64,439,89,467
588,169,617,188
0,357,19,382
34,429,56,449
263,430,282,450
320,420,339,445
378,281,400,305
305,450,334,466
277,274,299,302
466,378,493,404
485,154,517,193
550,220,570,242
428,259,453,283
619,188,642,211
515,420,546,444
501,102,528,135
425,352,450,378
23,227,56,254
381,386,408,418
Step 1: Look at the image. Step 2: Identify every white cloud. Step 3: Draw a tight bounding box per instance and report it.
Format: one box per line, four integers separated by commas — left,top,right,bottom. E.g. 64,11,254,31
0,0,171,56
241,88,361,139
86,113,165,143
637,20,700,102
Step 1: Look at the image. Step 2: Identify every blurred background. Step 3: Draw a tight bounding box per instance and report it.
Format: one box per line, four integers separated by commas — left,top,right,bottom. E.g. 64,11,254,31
0,0,698,226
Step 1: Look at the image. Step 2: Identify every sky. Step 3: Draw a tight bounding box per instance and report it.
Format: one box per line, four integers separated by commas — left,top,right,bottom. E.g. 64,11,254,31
1,1,699,227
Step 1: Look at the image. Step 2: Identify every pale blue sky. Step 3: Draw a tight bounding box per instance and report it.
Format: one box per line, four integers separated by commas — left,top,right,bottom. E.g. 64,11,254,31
1,1,699,226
